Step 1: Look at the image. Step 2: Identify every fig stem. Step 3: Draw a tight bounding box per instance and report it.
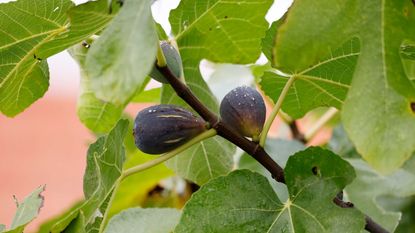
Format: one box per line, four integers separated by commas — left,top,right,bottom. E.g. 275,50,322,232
304,107,338,141
259,75,296,147
121,129,217,180
156,41,167,67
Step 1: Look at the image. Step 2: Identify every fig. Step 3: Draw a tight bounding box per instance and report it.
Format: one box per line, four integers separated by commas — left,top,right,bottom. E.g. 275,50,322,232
150,41,182,83
133,105,206,154
220,86,266,139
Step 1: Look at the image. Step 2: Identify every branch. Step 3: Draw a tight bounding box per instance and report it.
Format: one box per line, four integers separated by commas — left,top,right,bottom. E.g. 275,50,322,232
155,64,389,233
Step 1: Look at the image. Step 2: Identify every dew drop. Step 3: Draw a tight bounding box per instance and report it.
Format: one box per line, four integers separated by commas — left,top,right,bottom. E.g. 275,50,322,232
183,20,188,29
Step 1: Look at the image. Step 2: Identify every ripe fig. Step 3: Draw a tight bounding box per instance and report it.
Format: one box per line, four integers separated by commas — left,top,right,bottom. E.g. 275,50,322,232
149,41,182,83
220,86,266,139
133,105,206,154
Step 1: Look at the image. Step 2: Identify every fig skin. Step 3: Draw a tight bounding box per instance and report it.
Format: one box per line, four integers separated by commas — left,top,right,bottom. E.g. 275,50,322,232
220,86,266,138
149,41,182,83
134,105,206,154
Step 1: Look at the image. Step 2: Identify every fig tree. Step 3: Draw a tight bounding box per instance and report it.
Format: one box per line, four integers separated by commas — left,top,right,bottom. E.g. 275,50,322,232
220,86,266,139
133,105,206,154
150,41,182,83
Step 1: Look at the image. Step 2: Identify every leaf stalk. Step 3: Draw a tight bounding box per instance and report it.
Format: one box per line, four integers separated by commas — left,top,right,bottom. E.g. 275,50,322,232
259,75,296,147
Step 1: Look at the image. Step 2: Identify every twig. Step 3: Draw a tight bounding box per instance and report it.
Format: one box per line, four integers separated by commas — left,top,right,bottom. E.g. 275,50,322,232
288,120,306,143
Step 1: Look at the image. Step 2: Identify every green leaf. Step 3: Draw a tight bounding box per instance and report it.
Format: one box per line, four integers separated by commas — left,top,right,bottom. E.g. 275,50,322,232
61,212,86,233
342,59,415,172
329,125,415,231
261,17,284,62
51,120,129,232
270,0,415,172
343,1,415,173
163,0,274,112
170,0,273,64
108,151,173,217
37,201,84,233
0,0,71,116
37,0,121,58
0,225,5,232
2,185,45,233
272,0,359,72
327,125,359,158
85,0,158,105
70,39,123,133
105,208,181,233
165,136,235,185
260,38,359,118
345,158,415,232
131,88,161,103
176,147,365,232
0,0,118,117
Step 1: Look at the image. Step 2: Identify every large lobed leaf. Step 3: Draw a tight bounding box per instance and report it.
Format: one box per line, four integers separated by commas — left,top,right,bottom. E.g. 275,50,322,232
260,38,359,119
51,120,129,232
342,0,415,173
265,0,415,173
329,126,415,232
85,0,157,105
346,158,415,232
161,0,273,185
176,147,365,232
1,186,45,233
0,0,118,117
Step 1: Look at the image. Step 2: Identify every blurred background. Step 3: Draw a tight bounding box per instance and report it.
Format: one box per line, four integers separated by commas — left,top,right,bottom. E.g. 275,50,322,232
2,0,414,232
0,0,296,232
